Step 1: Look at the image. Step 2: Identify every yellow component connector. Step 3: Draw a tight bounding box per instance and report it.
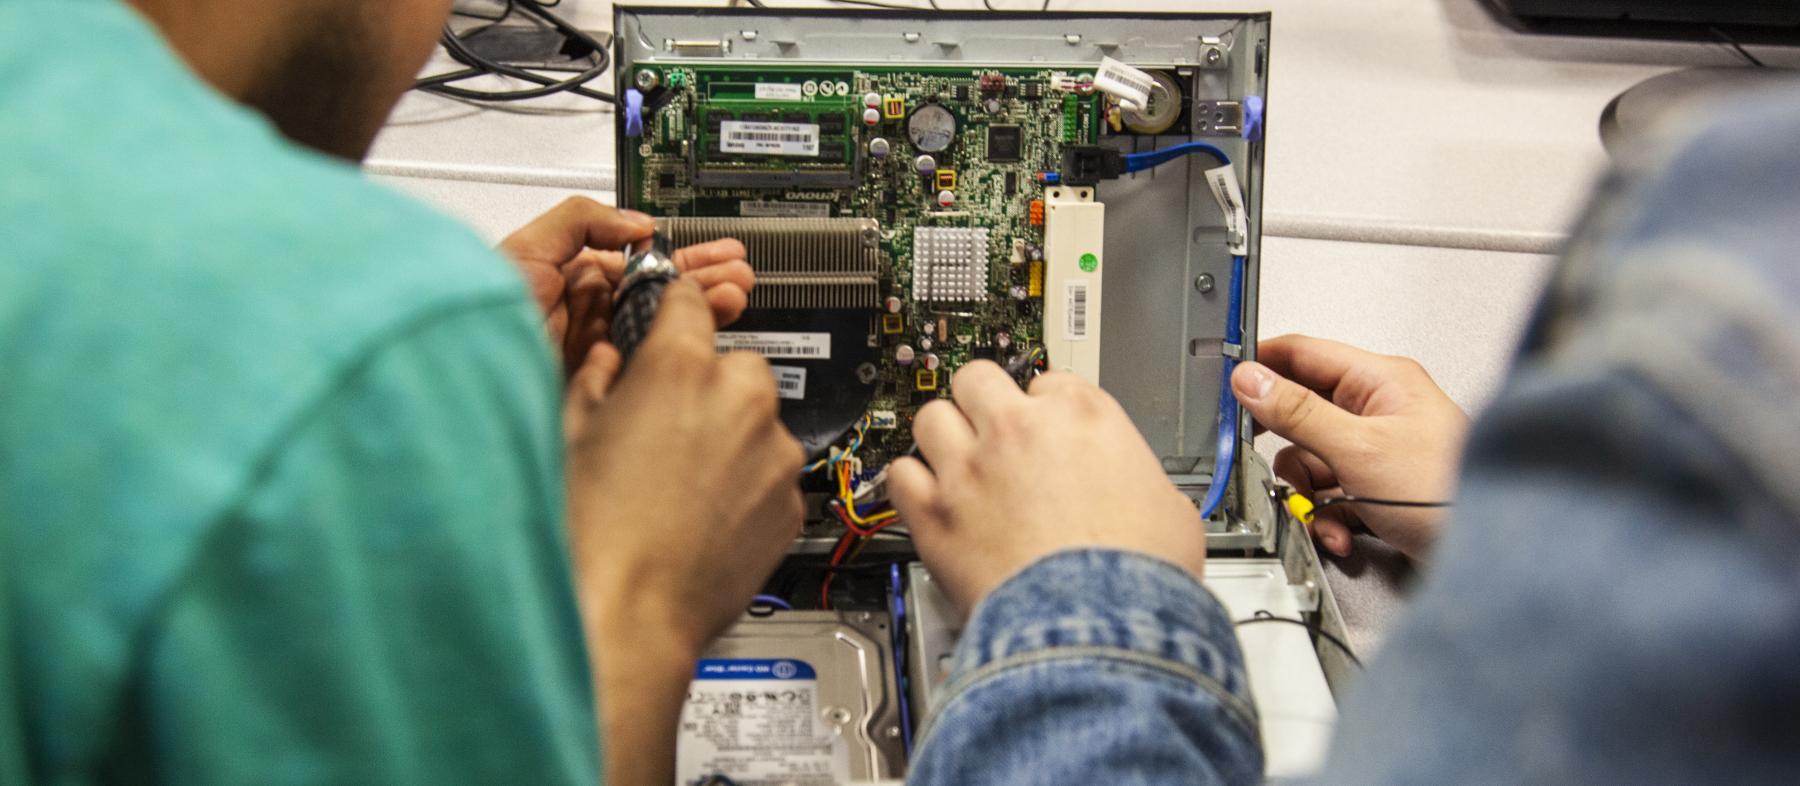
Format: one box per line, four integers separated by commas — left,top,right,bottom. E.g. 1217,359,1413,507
883,96,906,119
936,169,957,191
1284,492,1317,525
915,368,939,391
1027,259,1045,297
881,313,904,334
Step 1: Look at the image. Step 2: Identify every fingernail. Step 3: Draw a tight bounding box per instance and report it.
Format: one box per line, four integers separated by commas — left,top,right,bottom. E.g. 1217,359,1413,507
1234,362,1276,402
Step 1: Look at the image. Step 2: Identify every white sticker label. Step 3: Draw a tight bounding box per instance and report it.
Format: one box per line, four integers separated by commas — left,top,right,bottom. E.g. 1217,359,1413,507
773,366,806,400
1065,280,1090,341
740,200,832,218
720,121,820,157
1205,164,1250,255
754,82,804,101
677,659,849,786
1093,56,1156,111
716,331,832,360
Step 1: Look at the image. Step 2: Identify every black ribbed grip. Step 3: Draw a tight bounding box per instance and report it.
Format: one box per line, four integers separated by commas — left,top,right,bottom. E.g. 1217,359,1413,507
609,272,678,364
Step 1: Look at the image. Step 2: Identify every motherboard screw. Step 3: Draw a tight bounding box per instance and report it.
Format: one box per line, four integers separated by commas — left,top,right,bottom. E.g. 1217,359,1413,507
1195,273,1214,293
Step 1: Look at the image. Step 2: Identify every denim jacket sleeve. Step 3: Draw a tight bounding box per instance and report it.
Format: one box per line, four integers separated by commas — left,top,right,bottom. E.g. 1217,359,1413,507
907,549,1264,786
1313,88,1800,785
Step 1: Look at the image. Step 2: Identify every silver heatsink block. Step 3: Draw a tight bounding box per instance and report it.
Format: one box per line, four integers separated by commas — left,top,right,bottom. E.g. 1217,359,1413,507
912,227,990,303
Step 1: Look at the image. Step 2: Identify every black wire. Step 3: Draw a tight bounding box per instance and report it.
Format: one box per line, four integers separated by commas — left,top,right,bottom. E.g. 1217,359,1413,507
1710,26,1766,68
1312,495,1452,514
1235,612,1363,669
414,0,615,104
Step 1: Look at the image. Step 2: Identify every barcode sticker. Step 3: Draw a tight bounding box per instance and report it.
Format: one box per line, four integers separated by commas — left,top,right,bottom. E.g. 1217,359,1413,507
1065,280,1090,341
1204,164,1250,255
720,121,820,157
1093,57,1155,112
754,83,804,101
772,366,806,400
716,331,832,360
740,200,831,218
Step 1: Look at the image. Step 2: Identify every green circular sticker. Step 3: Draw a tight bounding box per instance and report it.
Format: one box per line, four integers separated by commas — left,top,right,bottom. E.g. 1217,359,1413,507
1079,253,1099,272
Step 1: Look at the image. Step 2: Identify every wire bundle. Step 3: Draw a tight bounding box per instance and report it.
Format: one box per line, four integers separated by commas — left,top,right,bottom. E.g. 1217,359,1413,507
414,0,615,104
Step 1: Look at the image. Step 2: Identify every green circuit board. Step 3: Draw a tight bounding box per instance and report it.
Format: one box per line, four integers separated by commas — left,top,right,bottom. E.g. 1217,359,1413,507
624,64,1102,483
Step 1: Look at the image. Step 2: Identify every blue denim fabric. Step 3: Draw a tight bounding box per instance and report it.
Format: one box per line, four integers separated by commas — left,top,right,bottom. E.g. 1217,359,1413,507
908,549,1263,785
1316,86,1800,785
910,88,1800,784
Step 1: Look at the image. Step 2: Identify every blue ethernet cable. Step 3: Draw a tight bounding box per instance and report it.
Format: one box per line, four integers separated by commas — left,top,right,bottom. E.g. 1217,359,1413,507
1198,253,1246,520
1121,141,1230,174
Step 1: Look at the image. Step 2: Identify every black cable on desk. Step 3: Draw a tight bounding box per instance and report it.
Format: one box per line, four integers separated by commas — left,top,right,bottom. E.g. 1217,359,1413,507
415,0,615,104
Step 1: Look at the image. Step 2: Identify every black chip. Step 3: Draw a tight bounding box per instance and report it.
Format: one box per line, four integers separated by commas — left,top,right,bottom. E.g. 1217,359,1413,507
955,85,970,102
741,111,771,123
1005,170,1018,196
1023,82,1041,100
708,111,732,131
987,125,1023,162
818,144,845,163
973,345,996,360
818,113,847,132
658,173,676,188
783,111,809,124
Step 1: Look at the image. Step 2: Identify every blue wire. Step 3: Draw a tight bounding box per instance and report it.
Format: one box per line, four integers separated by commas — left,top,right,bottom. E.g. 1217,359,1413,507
889,564,915,755
1198,254,1246,519
749,594,792,611
1122,141,1230,174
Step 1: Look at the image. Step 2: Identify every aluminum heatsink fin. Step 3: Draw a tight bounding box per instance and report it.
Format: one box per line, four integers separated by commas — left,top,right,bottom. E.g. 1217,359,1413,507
658,217,882,310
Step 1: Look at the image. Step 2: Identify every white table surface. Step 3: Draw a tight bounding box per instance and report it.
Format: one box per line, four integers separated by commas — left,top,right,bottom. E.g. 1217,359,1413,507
370,0,1796,661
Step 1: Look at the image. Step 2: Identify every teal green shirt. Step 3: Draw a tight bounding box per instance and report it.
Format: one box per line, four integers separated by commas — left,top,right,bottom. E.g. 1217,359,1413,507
0,2,599,783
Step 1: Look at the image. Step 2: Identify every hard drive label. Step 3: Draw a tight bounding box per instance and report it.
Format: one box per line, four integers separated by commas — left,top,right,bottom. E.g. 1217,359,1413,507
677,658,850,786
716,331,832,360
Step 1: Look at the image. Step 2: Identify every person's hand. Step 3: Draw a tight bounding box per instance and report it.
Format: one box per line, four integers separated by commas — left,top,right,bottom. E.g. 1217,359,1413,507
889,362,1205,616
560,281,804,786
497,197,754,371
563,279,804,660
1230,335,1468,561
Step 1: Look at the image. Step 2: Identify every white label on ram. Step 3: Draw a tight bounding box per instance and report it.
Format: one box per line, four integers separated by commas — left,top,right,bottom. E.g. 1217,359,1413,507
720,121,820,157
716,331,832,360
754,83,805,100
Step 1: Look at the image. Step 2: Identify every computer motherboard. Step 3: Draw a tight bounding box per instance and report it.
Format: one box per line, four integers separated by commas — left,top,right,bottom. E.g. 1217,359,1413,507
624,64,1106,482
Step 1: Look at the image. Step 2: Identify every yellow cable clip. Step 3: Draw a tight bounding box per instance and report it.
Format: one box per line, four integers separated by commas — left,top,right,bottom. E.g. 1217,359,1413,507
1283,491,1316,525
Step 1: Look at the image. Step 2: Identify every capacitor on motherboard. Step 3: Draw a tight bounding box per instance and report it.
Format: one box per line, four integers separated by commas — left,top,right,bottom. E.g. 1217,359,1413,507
913,154,937,177
996,331,1013,351
936,190,956,208
1010,284,1029,301
868,137,891,160
862,91,882,109
862,107,882,126
919,336,934,352
884,295,903,313
895,345,916,366
983,98,1003,115
923,353,942,371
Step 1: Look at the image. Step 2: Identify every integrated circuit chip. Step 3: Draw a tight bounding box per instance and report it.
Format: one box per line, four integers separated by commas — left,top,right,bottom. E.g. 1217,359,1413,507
987,125,1022,162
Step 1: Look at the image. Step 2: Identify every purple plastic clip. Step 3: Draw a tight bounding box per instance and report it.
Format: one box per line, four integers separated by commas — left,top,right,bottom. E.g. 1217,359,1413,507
1242,95,1265,142
624,88,645,138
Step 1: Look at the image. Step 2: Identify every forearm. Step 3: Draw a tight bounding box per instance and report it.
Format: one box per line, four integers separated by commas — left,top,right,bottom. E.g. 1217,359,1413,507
572,551,701,786
910,549,1263,785
592,624,694,786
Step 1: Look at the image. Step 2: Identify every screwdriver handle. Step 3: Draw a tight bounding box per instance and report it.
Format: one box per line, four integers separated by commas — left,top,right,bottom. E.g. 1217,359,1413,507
609,231,680,365
609,272,678,363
